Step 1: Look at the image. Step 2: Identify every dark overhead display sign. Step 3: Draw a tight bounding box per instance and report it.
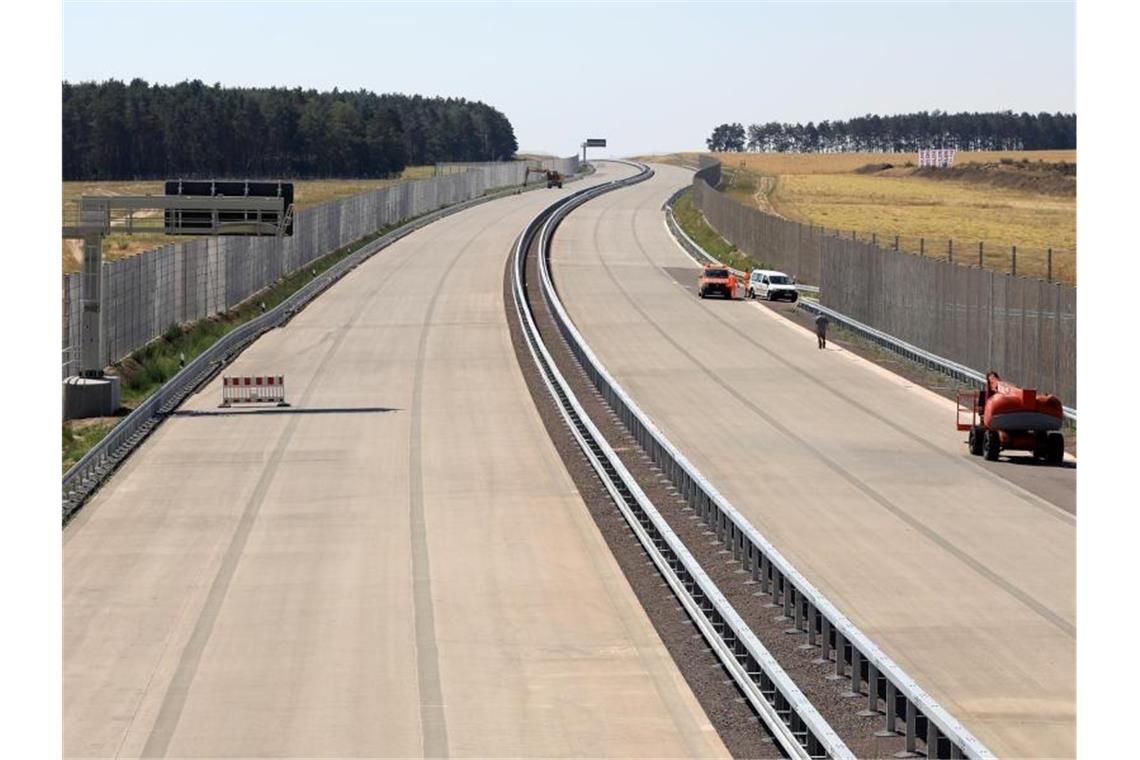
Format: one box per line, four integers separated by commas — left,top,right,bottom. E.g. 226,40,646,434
585,138,607,147
163,180,294,236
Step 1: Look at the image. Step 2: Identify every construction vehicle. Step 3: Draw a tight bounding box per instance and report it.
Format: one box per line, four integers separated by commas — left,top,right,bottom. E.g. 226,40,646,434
957,371,1065,464
698,264,738,299
524,166,563,189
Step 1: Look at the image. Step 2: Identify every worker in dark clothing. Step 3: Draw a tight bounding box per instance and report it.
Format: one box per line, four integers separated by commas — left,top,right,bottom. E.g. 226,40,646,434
815,313,829,349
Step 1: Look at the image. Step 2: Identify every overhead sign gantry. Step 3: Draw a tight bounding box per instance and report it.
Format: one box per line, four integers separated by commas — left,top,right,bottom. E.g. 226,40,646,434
581,138,606,162
62,181,294,419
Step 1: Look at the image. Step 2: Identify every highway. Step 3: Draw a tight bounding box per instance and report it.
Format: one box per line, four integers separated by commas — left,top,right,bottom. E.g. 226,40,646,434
550,163,1076,759
63,162,727,759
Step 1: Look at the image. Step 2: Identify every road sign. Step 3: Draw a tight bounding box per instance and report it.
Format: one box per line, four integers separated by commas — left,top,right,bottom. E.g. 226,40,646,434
585,138,607,147
164,179,294,236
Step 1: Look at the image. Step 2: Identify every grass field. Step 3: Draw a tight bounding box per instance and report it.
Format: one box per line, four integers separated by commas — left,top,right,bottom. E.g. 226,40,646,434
647,150,1076,285
61,167,437,274
679,149,1076,175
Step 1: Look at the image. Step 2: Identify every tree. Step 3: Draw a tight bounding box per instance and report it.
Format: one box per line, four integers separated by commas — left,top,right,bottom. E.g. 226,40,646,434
715,111,1075,155
61,79,524,179
706,122,746,152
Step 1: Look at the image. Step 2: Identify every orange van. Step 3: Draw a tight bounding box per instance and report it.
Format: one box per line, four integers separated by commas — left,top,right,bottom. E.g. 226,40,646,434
698,265,737,299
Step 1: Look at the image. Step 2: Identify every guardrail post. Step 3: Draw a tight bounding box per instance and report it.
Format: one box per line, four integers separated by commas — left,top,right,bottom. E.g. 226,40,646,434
905,701,918,755
860,663,880,716
767,569,783,609
877,680,900,736
793,587,802,638
829,632,845,680
928,720,941,759
815,616,831,664
844,646,862,698
779,577,793,621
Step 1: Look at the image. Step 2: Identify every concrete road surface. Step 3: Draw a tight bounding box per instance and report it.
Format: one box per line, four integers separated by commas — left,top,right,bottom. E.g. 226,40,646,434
64,162,728,759
550,163,1075,759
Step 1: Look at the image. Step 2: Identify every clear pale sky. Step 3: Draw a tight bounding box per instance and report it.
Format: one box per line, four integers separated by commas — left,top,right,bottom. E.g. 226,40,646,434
63,1,1075,158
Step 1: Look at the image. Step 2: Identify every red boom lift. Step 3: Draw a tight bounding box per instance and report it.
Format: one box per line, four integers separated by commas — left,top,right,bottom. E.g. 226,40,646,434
957,371,1066,464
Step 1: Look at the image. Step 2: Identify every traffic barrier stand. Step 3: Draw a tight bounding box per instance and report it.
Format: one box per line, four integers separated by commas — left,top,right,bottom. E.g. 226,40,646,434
221,375,288,407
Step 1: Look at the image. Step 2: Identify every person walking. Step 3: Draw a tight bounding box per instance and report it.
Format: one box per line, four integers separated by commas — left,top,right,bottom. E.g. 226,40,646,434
815,313,829,349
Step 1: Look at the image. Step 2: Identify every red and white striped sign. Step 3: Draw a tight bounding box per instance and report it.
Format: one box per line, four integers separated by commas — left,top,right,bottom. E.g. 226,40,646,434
221,375,287,406
918,148,956,168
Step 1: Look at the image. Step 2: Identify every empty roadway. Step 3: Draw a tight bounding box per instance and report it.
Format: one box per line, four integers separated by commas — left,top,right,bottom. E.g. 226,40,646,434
63,161,728,759
550,162,1076,759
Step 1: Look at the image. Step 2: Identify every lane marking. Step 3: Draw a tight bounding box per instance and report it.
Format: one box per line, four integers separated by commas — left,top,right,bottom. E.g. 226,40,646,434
659,211,1075,519
138,250,409,756
138,204,511,758
558,188,1074,638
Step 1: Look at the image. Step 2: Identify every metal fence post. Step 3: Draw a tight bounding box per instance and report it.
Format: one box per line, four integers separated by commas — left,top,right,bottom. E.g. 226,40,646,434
948,239,953,264
1047,248,1053,283
1011,245,1017,277
894,235,899,251
920,237,925,256
978,241,984,269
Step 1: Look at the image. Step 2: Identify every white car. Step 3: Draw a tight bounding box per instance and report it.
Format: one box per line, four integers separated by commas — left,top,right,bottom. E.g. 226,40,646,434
748,269,799,302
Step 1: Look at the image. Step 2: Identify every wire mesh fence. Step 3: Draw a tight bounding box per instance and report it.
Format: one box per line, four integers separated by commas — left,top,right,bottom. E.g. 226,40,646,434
62,157,579,378
692,157,1076,406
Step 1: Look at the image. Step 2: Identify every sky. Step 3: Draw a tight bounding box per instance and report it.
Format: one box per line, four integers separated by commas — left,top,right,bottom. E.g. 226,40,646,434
63,1,1075,158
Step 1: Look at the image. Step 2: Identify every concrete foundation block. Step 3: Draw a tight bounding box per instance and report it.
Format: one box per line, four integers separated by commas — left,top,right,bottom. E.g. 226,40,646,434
63,375,121,420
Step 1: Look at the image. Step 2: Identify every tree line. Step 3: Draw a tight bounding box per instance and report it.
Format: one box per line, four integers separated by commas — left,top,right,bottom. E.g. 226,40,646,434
63,79,520,180
706,111,1076,153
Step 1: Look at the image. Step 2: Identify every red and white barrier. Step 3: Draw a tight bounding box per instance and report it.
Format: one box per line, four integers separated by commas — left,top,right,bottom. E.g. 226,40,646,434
221,375,287,407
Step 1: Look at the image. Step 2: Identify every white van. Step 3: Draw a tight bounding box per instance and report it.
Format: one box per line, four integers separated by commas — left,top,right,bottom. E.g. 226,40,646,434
748,269,798,302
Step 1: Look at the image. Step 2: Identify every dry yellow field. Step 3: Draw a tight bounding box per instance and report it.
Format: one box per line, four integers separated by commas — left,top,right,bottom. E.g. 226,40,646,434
770,172,1075,282
699,149,1076,175
61,168,436,274
654,150,1077,285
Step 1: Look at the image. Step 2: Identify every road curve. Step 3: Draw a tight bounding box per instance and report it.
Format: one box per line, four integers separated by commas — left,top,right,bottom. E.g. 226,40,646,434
549,162,1075,759
63,161,728,759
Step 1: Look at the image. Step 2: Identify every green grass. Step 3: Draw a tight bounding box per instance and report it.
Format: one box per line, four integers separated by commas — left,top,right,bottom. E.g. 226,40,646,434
114,226,392,405
62,421,116,473
672,190,763,273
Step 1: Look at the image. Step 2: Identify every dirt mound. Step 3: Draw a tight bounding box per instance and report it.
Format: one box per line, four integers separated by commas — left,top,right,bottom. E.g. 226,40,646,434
854,162,894,174
912,160,1075,196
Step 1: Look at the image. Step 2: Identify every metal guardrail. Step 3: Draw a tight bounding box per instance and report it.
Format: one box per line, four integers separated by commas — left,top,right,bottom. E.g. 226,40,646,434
61,174,586,522
547,169,996,759
514,164,852,760
662,185,1073,424
663,187,820,295
795,298,1077,422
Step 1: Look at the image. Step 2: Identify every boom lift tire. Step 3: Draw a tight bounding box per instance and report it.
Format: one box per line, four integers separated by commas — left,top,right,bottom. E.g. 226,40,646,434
983,429,1001,461
968,426,984,456
1045,431,1065,465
